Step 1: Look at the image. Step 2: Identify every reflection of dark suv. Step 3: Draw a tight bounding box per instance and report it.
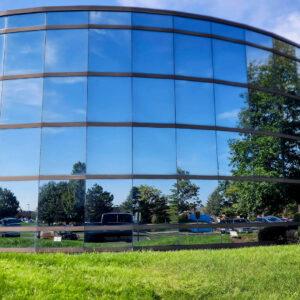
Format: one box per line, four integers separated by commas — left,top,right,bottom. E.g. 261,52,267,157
85,213,134,243
1,218,21,237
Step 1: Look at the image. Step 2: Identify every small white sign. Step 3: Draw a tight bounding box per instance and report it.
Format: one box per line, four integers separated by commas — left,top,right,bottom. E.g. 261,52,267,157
230,231,238,238
54,236,62,242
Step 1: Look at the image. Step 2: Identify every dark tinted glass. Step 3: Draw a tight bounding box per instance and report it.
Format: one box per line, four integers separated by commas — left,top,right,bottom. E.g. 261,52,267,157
47,11,88,25
245,30,273,48
87,127,132,175
89,29,131,72
0,128,40,176
88,77,132,122
175,34,213,78
1,78,43,124
133,30,173,74
7,13,45,28
174,17,210,33
89,11,131,25
175,80,215,125
4,31,45,75
43,77,87,122
133,78,175,123
213,39,247,83
212,22,244,40
132,13,172,28
45,29,88,72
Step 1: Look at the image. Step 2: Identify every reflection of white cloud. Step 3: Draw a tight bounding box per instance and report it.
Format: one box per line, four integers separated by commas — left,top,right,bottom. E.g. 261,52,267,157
218,109,239,120
43,127,66,134
49,77,86,84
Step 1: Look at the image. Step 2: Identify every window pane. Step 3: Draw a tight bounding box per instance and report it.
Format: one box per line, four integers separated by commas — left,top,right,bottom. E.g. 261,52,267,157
89,29,131,72
5,31,45,75
174,17,210,33
246,46,274,88
0,128,40,176
43,77,87,122
281,138,299,179
132,13,172,28
7,13,45,28
177,129,217,175
45,29,88,72
0,35,4,75
87,127,132,174
0,17,4,29
88,77,131,122
89,11,131,25
296,47,300,60
133,78,175,123
212,23,244,40
245,30,273,48
133,128,176,174
175,34,213,78
215,84,248,128
40,127,86,175
1,78,43,124
175,81,215,125
47,11,88,25
133,30,173,74
213,39,247,83
273,39,297,57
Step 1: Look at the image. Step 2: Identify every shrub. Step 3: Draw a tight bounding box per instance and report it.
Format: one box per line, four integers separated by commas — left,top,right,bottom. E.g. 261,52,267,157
178,214,189,223
258,226,299,244
294,213,300,222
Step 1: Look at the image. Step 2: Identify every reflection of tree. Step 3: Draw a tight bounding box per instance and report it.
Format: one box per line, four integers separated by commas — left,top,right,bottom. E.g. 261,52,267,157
0,187,19,219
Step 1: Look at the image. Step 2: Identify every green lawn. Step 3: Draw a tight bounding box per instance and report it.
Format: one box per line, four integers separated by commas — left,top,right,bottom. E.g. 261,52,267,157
0,245,300,299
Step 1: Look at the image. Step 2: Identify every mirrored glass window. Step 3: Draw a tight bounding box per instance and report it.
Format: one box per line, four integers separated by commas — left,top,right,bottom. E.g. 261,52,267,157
0,128,40,176
88,77,131,122
0,35,4,75
1,78,43,124
89,29,131,72
40,127,86,175
174,17,210,33
4,31,45,75
133,30,173,74
281,138,299,179
245,30,273,48
177,129,217,175
215,84,248,128
296,47,300,60
212,23,244,40
132,13,172,28
45,29,88,72
43,77,87,122
175,34,212,78
133,78,175,123
89,11,131,25
133,128,176,174
7,13,45,28
273,39,297,57
175,80,215,126
213,39,248,83
47,11,88,25
0,17,4,29
87,127,132,175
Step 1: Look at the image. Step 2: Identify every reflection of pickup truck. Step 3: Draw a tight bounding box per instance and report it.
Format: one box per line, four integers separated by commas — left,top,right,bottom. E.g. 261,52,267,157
220,218,253,234
85,213,134,243
1,218,21,237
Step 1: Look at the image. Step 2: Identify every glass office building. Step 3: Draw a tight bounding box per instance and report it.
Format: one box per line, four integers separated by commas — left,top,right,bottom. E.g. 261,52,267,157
0,6,299,250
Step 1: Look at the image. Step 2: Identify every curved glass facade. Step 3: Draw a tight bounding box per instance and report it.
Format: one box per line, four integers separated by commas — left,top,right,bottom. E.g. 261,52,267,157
0,7,299,250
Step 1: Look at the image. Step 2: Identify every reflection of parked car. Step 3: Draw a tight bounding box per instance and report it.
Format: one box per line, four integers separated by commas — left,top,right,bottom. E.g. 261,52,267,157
85,213,134,243
1,218,21,237
59,225,78,240
256,216,283,223
220,218,253,234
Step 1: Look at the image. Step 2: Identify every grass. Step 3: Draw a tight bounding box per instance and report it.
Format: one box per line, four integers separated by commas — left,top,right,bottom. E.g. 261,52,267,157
0,245,300,299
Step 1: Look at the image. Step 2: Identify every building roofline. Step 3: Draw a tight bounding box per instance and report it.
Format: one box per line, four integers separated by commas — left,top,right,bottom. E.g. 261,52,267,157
0,5,299,48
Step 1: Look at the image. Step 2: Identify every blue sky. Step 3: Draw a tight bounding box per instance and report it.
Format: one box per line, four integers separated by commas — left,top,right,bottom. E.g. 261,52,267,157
1,0,300,43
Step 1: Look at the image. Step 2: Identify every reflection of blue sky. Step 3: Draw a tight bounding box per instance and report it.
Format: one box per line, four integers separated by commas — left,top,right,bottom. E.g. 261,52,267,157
133,78,175,123
190,180,218,205
133,30,173,74
88,77,132,122
177,129,217,175
86,179,132,206
40,127,86,175
245,30,273,48
212,23,244,40
1,78,43,124
246,46,272,67
45,29,88,72
7,13,45,28
43,77,87,122
90,11,131,25
175,34,213,78
47,11,88,25
4,31,45,75
1,181,38,211
89,29,131,72
0,35,3,74
176,80,215,125
213,39,248,83
133,128,176,174
0,128,40,176
174,17,210,33
133,13,172,28
87,127,132,174
215,84,248,128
